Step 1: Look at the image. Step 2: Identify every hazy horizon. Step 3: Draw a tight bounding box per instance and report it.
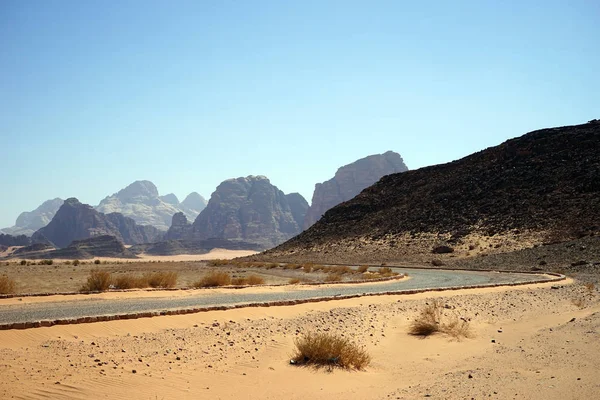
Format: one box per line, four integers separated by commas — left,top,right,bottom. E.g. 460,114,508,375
2,1,599,228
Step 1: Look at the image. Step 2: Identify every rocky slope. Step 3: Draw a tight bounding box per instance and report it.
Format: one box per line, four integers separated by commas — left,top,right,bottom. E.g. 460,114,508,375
164,212,193,240
259,121,600,263
32,198,162,248
1,198,64,236
95,181,205,231
186,176,307,249
303,151,408,229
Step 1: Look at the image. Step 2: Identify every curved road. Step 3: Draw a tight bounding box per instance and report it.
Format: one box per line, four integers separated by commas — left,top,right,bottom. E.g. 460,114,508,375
0,268,557,325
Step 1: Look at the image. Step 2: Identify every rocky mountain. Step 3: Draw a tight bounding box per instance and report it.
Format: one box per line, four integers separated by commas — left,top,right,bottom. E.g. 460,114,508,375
286,193,309,229
32,198,163,248
260,121,600,263
185,176,308,248
164,212,193,240
1,198,64,236
303,151,408,229
181,192,207,212
95,181,206,231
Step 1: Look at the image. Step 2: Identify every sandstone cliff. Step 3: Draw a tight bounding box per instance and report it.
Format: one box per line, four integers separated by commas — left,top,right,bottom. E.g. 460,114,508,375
189,176,307,248
303,151,408,229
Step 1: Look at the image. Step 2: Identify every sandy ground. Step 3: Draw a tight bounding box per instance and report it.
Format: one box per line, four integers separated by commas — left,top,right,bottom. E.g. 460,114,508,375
0,279,598,399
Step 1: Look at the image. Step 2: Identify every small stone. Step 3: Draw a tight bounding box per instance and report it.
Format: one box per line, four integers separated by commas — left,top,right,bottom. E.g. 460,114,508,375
132,369,137,374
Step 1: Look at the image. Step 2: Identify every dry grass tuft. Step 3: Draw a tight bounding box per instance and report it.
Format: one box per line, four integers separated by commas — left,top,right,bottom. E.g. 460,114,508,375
232,275,265,286
80,270,112,292
572,297,587,308
0,275,16,294
409,299,472,339
325,273,343,282
112,274,146,289
357,265,369,273
194,272,232,288
291,332,370,370
144,272,178,288
288,278,301,284
584,282,596,294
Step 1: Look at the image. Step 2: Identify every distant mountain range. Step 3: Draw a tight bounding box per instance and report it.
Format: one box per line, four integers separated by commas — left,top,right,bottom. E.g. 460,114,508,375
2,181,207,235
2,151,408,256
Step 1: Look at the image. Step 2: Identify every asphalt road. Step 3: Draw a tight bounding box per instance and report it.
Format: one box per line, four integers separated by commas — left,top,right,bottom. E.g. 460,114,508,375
0,268,553,325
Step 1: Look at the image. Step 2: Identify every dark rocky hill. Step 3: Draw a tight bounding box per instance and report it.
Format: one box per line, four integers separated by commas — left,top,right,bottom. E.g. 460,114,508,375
164,212,193,240
32,198,163,248
260,121,600,263
303,151,408,229
0,233,31,247
187,176,307,248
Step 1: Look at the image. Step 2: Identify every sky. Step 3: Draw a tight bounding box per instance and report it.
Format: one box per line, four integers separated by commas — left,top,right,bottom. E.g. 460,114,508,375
1,0,599,228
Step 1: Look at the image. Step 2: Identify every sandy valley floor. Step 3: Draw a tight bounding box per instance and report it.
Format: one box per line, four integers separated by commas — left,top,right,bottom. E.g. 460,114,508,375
0,279,598,400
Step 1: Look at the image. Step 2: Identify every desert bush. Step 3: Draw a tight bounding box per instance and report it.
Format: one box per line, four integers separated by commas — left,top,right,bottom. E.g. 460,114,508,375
144,272,178,288
0,276,16,294
409,299,472,339
232,275,265,286
303,264,313,273
291,332,370,370
357,265,369,273
94,259,101,265
73,259,80,266
431,259,445,267
584,282,596,293
332,266,351,274
572,297,587,308
245,275,265,285
41,259,53,265
325,273,342,282
266,263,279,269
207,259,229,267
288,278,301,284
112,274,147,289
80,270,112,292
20,260,27,266
194,272,231,288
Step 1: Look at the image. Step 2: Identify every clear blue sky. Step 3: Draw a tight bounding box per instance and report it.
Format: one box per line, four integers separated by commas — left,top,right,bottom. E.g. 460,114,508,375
1,0,599,228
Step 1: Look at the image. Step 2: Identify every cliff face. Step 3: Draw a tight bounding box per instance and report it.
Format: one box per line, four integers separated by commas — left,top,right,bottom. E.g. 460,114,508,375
95,181,204,231
189,176,307,248
303,151,408,229
164,212,193,240
32,198,163,248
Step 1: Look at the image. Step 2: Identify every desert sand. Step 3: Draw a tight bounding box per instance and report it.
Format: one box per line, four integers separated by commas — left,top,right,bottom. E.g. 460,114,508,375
0,279,598,399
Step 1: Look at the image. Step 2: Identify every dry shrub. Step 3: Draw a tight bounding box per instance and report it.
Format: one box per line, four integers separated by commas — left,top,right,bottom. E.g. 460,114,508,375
584,282,596,293
332,266,351,274
245,275,265,285
0,275,16,294
208,259,230,267
231,275,265,286
291,332,370,370
194,272,231,288
357,265,369,273
144,272,178,288
112,274,147,289
288,278,301,284
81,270,112,292
409,299,472,339
312,264,325,272
325,273,342,282
303,264,313,273
266,263,279,269
572,297,586,308
431,259,445,267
